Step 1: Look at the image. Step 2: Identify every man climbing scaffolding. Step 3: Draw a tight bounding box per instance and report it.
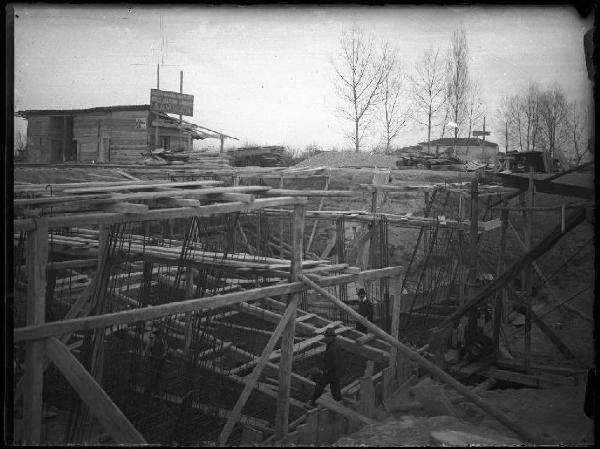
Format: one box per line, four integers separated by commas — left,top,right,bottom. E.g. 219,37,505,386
310,328,345,406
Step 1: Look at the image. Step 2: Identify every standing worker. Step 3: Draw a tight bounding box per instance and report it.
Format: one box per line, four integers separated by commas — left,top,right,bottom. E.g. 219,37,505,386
146,328,168,395
356,288,373,333
310,328,345,406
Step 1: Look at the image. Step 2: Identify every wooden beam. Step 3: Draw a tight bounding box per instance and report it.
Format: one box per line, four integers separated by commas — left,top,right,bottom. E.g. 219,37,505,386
210,192,255,203
305,173,330,254
507,220,592,322
155,197,201,208
15,266,402,343
218,294,299,446
22,220,48,444
45,337,146,444
430,207,587,338
99,202,149,214
299,274,541,444
60,180,226,194
14,197,308,232
275,204,304,439
264,189,358,197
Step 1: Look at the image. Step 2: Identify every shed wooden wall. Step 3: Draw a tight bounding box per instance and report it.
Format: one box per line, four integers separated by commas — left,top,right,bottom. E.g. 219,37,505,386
25,109,196,164
25,116,68,164
73,110,193,164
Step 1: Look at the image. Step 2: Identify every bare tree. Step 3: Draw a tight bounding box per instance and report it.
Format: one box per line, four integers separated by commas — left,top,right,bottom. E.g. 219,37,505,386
566,101,590,165
378,44,411,153
332,26,387,152
411,46,446,153
505,81,542,152
14,131,27,161
445,25,470,139
465,80,484,138
538,84,569,170
496,94,511,152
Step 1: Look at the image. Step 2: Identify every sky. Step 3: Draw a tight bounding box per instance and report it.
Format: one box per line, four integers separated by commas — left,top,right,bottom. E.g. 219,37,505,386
12,4,594,151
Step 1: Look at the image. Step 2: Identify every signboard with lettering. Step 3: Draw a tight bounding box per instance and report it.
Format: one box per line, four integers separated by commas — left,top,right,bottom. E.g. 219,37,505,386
150,89,194,116
472,130,490,137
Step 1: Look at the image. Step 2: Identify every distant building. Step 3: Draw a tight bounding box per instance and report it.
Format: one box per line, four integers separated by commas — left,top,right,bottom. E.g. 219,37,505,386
417,138,500,163
16,105,233,164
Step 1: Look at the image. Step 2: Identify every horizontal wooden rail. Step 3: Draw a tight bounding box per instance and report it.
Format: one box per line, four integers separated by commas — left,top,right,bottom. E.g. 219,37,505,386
14,197,307,232
14,266,402,343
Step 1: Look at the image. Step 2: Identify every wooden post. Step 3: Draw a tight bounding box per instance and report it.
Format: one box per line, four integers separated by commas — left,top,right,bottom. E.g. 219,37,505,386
279,175,285,258
22,219,48,444
494,208,508,360
275,204,304,439
62,116,68,162
469,179,479,289
299,274,540,444
218,293,300,446
525,167,534,369
183,268,195,355
306,173,331,255
388,293,402,378
371,189,378,214
155,64,160,150
219,135,225,153
179,70,183,150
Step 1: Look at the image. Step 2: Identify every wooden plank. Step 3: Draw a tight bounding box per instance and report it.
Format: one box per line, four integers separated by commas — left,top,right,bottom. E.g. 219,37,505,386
155,197,201,208
275,203,304,439
300,274,541,444
211,192,255,203
316,395,376,426
484,367,577,388
313,321,343,334
22,221,48,444
14,197,308,232
217,295,299,446
296,313,316,323
357,333,377,346
264,189,357,197
45,337,146,444
99,202,149,214
61,180,227,194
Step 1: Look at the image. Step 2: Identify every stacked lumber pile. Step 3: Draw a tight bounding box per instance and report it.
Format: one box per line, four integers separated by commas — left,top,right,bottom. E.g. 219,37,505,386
228,146,284,167
143,150,231,168
186,151,231,169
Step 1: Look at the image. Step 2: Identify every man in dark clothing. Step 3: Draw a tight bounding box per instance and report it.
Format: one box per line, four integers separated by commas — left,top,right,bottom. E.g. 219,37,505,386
310,328,344,406
146,328,167,394
356,288,373,333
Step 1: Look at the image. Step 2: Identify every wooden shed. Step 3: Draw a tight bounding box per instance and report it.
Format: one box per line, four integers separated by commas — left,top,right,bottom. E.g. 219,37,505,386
17,105,233,164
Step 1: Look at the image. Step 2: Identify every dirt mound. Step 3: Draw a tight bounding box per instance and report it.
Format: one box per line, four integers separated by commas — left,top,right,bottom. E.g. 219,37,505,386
334,414,523,446
294,151,400,169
